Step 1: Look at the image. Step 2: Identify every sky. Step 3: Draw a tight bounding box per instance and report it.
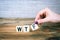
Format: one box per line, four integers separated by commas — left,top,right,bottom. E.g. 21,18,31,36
0,0,60,18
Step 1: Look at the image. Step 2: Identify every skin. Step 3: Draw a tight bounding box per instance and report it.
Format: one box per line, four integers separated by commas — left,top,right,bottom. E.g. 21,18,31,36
35,8,60,24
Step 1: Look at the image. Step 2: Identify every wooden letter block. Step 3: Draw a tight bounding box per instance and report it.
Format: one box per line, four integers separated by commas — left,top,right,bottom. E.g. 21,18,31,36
31,23,39,31
23,25,30,32
16,26,22,32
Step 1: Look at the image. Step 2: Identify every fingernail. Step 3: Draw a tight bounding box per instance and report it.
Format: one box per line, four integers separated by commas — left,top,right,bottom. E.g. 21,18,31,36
35,21,38,24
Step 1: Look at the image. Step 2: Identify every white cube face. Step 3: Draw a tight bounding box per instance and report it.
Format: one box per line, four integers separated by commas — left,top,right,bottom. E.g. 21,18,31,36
31,24,39,31
23,25,30,32
16,26,22,32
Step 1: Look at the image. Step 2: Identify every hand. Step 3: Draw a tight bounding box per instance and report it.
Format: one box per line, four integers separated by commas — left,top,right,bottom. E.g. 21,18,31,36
35,8,60,24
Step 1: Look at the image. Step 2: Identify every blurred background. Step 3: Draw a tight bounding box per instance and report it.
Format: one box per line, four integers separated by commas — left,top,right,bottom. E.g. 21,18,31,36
0,0,60,40
0,0,60,18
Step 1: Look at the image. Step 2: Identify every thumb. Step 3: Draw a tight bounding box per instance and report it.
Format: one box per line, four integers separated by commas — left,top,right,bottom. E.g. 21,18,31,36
37,18,49,24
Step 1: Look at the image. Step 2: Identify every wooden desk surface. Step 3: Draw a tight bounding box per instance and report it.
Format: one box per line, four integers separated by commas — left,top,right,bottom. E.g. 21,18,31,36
0,18,60,40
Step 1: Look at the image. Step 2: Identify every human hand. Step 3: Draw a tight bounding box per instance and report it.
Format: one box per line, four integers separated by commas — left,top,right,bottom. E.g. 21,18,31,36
35,8,60,24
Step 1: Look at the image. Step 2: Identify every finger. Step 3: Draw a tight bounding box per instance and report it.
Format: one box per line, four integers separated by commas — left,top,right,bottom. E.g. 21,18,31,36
35,13,40,21
37,18,49,24
35,8,46,21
